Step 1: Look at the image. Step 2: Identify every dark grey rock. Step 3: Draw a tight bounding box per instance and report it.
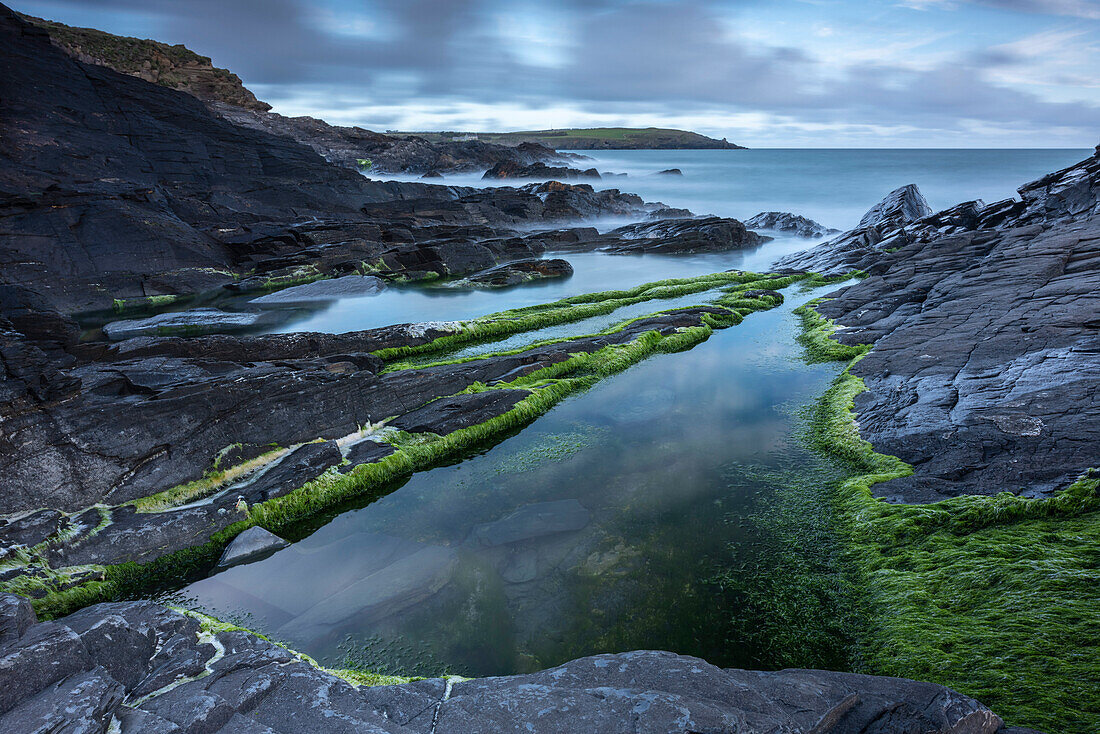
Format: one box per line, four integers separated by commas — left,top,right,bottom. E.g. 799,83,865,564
858,184,932,229
656,168,683,175
810,151,1100,501
344,440,395,467
0,593,35,649
0,622,91,715
744,211,840,238
244,441,344,503
216,527,290,570
446,258,573,289
249,276,385,305
390,390,531,435
0,594,1017,734
0,667,124,734
426,651,1003,734
103,309,273,341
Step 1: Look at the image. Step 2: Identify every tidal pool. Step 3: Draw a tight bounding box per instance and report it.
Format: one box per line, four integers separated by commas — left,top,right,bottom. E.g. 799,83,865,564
171,284,850,676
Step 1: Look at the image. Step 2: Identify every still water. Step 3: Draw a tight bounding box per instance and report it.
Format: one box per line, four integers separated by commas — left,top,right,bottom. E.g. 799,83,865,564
173,149,1088,675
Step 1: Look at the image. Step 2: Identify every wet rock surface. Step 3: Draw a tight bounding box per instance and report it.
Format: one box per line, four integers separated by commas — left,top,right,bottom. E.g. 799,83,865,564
0,593,1014,734
102,308,276,340
801,151,1100,501
249,275,385,305
216,527,289,570
745,211,840,238
482,160,602,180
544,216,771,254
444,258,574,289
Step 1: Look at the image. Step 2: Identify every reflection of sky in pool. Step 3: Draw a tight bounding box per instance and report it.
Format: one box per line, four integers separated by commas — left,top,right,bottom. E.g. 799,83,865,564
173,285,849,677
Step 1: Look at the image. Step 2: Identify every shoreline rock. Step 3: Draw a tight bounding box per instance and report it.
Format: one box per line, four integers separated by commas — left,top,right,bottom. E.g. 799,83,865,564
0,592,1013,734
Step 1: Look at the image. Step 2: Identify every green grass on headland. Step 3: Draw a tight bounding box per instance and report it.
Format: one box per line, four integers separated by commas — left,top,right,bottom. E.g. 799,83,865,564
801,303,1100,734
395,127,745,150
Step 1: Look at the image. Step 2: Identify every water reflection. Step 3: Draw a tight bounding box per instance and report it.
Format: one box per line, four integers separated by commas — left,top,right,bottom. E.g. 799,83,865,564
173,286,846,676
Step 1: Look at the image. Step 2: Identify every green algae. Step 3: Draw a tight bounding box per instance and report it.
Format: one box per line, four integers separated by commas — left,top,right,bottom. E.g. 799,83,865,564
21,282,788,620
800,302,1100,733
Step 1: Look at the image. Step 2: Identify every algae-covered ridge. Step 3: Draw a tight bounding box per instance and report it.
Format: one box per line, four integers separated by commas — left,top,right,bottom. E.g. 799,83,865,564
796,301,1100,733
10,268,816,621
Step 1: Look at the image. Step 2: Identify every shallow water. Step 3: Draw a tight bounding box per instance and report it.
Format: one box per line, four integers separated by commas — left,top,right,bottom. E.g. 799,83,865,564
173,284,846,676
263,241,808,335
172,149,1087,676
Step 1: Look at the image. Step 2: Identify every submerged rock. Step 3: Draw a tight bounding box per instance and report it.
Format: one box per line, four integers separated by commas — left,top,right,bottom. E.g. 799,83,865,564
470,499,591,547
249,275,385,305
102,308,274,340
656,168,683,176
216,527,289,570
745,211,839,238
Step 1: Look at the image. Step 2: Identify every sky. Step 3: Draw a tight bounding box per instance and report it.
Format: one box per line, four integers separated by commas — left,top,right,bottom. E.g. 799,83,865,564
15,0,1100,147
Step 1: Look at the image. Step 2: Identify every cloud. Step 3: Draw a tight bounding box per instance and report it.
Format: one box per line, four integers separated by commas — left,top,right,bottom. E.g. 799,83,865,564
13,0,1100,145
899,0,1100,19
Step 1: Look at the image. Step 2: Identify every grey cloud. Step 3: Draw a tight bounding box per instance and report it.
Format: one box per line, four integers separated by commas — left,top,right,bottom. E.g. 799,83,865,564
14,0,1100,139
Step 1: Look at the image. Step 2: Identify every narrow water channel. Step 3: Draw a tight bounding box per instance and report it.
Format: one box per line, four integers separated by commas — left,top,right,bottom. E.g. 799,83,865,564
171,283,850,677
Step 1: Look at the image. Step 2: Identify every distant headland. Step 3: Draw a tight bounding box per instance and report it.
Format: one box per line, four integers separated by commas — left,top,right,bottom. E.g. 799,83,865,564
396,128,747,150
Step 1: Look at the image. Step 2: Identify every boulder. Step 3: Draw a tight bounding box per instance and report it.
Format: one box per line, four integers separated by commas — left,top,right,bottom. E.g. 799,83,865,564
745,211,839,238
656,168,683,175
216,527,290,570
448,258,574,289
857,183,933,229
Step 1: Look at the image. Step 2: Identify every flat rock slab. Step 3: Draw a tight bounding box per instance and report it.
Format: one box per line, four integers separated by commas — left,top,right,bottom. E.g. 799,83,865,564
391,390,530,435
216,527,290,570
249,275,385,305
103,309,272,340
470,499,590,547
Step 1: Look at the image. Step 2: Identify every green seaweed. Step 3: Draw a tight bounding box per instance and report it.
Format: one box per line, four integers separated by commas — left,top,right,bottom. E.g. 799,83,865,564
800,301,1100,733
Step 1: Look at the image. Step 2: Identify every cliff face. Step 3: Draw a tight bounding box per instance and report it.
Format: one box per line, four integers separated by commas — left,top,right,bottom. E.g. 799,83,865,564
18,13,271,111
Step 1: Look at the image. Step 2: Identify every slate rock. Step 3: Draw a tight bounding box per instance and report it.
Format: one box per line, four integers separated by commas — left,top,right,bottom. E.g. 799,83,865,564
857,183,933,229
249,275,385,305
451,258,573,288
242,441,343,503
216,527,290,571
344,439,395,467
391,390,531,435
0,667,124,734
103,309,273,341
744,211,839,238
0,593,36,649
